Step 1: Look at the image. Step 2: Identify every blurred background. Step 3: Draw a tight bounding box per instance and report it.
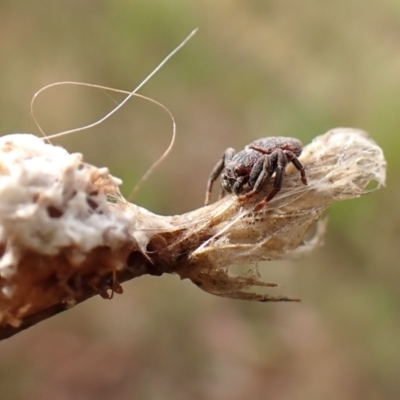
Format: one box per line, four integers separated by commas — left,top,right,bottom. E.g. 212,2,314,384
0,1,399,399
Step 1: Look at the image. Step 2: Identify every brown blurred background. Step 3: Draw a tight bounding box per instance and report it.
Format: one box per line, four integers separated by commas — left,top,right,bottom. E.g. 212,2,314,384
0,1,399,399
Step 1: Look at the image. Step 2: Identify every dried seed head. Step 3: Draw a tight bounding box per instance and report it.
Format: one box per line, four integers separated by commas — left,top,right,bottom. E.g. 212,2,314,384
0,134,135,327
167,128,386,300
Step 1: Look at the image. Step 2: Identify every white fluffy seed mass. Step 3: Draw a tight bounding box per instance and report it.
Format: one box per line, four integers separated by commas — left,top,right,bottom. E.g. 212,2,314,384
0,134,133,279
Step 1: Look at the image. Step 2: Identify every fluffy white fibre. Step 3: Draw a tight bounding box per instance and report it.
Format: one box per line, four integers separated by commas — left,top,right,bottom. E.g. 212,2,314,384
0,134,132,278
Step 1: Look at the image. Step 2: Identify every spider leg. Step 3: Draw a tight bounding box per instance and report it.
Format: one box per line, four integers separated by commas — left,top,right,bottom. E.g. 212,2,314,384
254,149,287,211
239,154,274,200
249,155,269,188
205,147,235,205
285,151,307,185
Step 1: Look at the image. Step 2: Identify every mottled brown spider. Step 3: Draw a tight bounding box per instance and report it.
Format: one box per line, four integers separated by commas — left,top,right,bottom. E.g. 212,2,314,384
205,136,307,211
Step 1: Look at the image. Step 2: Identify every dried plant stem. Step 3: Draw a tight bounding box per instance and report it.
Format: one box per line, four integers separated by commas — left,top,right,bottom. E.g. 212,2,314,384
0,128,386,340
